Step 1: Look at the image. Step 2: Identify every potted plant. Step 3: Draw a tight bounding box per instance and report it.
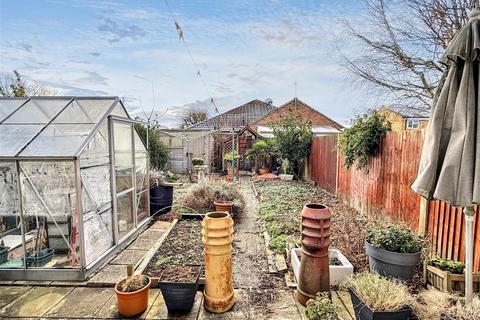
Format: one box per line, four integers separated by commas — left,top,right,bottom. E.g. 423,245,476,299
246,139,277,175
426,257,479,293
159,264,201,313
365,224,423,281
25,218,55,267
305,292,340,320
279,160,294,181
192,157,204,166
213,199,233,213
115,274,151,317
0,240,9,265
342,273,413,320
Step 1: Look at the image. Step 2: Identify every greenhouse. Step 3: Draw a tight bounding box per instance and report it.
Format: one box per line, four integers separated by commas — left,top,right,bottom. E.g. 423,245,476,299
0,96,149,281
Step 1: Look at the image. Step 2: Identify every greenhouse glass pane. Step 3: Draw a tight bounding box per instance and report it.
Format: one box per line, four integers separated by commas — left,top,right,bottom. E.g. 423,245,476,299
54,98,115,124
20,161,79,268
0,99,28,122
134,131,148,192
136,190,148,224
117,192,134,239
0,124,43,156
111,103,129,118
5,99,69,124
83,209,113,265
114,122,133,193
80,123,109,167
20,124,93,157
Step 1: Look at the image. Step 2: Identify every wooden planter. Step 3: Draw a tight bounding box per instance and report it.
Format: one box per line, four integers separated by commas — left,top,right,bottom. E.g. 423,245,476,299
426,265,480,293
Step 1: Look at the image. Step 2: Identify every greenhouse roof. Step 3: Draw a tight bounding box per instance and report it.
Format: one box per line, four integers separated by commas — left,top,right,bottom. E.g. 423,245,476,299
0,96,129,159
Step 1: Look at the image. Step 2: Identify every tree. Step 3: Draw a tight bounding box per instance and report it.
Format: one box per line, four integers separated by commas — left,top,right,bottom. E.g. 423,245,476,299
180,106,208,128
272,113,313,177
0,70,55,97
135,124,170,171
342,0,475,109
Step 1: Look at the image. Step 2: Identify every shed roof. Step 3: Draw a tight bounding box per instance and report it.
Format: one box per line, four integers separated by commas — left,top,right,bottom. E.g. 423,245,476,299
0,96,129,159
187,99,276,131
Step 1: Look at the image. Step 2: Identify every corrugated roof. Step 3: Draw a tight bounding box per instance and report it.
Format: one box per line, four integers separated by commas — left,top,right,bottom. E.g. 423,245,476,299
187,99,276,131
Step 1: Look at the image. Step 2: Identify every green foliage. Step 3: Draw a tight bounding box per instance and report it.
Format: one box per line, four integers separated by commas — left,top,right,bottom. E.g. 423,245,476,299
246,138,277,168
269,234,287,254
223,151,237,162
428,257,464,274
339,110,391,173
367,224,423,253
305,292,340,320
119,275,149,292
192,157,204,166
267,221,296,238
272,113,313,176
135,124,169,171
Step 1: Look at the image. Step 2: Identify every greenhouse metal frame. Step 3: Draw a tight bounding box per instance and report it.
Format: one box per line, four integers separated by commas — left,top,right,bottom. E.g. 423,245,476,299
0,96,150,281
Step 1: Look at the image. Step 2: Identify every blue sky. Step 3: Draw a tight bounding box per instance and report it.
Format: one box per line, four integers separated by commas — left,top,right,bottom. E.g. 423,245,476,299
0,0,384,127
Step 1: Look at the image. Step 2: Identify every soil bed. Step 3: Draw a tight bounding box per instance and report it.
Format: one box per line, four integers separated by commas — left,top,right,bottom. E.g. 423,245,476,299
160,265,200,283
144,220,204,278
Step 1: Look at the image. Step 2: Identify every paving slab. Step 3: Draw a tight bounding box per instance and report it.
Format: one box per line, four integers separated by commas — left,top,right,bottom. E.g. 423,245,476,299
128,229,165,251
150,221,172,230
44,287,113,318
198,289,249,320
145,291,203,319
0,286,31,309
0,286,73,318
267,290,302,319
110,249,148,266
96,288,160,319
88,264,128,287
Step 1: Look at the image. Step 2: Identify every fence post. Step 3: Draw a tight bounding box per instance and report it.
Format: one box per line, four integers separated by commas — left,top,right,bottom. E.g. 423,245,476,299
418,197,429,236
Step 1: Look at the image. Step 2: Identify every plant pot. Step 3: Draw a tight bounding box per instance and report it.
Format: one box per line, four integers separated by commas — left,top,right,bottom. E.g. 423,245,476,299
115,276,151,317
25,248,55,267
214,200,233,214
348,287,412,320
0,247,9,264
291,248,353,285
150,185,173,215
279,174,294,181
426,264,480,293
159,265,200,313
365,240,421,281
258,168,269,175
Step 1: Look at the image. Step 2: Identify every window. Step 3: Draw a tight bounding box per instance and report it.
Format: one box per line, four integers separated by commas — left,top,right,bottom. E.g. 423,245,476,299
406,118,420,129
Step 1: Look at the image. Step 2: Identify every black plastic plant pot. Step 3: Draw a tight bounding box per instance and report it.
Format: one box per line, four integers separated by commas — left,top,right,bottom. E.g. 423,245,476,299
348,288,412,320
0,247,9,264
150,185,173,216
25,248,55,267
159,267,200,313
365,240,421,281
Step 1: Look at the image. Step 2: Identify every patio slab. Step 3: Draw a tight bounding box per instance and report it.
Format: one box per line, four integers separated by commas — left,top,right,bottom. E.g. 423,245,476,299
110,249,148,266
0,286,31,309
44,287,113,318
150,220,172,230
96,288,160,319
88,264,128,287
128,229,165,250
0,286,73,318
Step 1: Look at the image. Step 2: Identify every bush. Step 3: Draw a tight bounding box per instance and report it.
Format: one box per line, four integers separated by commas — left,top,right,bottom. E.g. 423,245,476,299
366,224,423,253
135,124,169,170
268,234,287,254
192,157,204,166
428,257,464,274
246,138,277,169
339,110,390,173
341,273,413,312
183,182,245,214
305,292,339,320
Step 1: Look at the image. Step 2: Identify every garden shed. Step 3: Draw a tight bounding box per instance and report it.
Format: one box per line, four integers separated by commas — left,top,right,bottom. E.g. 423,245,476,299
0,96,149,281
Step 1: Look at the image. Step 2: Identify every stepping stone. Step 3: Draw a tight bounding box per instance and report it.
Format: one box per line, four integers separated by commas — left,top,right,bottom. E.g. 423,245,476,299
44,287,113,318
145,291,203,319
110,249,147,266
0,286,31,309
0,286,73,318
96,288,160,319
198,289,249,320
88,264,127,287
128,229,164,250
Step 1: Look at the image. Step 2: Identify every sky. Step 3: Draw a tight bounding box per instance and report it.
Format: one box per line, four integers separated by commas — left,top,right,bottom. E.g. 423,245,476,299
0,0,385,127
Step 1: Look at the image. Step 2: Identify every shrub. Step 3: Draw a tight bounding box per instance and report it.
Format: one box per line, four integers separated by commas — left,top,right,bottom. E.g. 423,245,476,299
341,273,413,312
366,224,423,253
135,124,169,170
428,257,464,274
269,234,287,254
339,110,390,173
445,295,480,320
246,138,277,169
305,292,339,320
192,157,204,166
183,181,245,214
118,275,149,292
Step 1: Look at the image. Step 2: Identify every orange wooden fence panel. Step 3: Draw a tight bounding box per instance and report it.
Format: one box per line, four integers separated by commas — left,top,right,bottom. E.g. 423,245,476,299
308,135,338,194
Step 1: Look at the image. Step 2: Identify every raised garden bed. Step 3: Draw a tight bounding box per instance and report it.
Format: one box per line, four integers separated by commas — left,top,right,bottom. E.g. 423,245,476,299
291,248,353,285
426,264,480,293
143,220,204,284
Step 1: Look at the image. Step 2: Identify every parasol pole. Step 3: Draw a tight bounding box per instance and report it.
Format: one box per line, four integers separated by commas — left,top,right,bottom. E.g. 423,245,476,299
465,206,476,303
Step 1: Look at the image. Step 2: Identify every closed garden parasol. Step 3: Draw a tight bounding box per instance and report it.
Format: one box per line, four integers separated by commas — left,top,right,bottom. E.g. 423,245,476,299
412,9,480,303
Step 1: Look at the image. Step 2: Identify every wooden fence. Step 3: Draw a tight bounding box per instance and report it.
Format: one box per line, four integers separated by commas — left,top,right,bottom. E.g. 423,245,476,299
308,130,480,271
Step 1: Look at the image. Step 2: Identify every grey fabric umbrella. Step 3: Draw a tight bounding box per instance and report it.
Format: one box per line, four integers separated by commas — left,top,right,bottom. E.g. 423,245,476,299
412,9,480,303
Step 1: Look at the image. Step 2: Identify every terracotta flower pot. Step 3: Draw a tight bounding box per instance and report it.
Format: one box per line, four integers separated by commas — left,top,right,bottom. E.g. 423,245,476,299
115,276,151,317
214,200,233,214
258,168,269,175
